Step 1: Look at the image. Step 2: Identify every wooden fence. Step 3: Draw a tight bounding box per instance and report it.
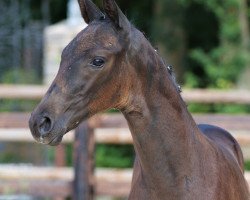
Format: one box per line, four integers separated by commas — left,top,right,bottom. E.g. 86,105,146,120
0,84,250,199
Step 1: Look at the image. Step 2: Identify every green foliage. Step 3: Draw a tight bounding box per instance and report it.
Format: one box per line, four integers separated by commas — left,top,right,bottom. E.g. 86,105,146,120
45,144,73,166
44,143,134,168
0,151,24,163
189,46,246,88
244,160,250,170
1,68,41,84
65,144,73,166
188,103,250,114
181,0,250,89
96,144,135,168
0,99,39,112
0,143,49,165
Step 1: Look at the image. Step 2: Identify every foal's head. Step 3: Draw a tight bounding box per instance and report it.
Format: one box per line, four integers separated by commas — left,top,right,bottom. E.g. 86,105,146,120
29,0,165,145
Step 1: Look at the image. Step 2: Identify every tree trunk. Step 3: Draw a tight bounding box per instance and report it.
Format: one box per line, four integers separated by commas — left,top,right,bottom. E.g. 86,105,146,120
239,0,250,49
238,0,250,89
152,0,186,83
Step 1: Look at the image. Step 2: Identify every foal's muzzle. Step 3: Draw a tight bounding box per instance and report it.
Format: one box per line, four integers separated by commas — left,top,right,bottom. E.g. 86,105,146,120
29,113,63,146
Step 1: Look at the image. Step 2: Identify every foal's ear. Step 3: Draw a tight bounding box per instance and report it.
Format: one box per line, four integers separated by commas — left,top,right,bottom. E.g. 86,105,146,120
103,0,130,31
78,0,104,24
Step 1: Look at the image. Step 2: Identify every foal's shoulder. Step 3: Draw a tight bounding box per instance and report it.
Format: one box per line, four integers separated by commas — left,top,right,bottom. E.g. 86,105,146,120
198,124,244,171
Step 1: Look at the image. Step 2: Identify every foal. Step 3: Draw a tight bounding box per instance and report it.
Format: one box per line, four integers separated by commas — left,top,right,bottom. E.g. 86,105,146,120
29,0,249,199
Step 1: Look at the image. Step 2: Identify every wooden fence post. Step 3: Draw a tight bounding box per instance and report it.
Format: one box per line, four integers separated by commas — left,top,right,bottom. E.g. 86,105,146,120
55,144,66,167
73,121,95,200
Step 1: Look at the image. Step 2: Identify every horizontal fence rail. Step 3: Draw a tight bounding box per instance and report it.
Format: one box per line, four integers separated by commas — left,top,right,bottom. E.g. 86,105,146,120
0,85,47,100
1,84,250,104
1,113,250,145
1,113,250,130
0,165,249,198
0,165,132,197
0,127,250,147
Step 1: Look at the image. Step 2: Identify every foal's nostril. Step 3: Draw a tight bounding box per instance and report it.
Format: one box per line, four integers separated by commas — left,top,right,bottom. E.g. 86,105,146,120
39,116,52,136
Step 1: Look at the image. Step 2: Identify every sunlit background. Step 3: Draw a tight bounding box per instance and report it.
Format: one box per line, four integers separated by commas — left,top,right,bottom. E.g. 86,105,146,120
0,0,250,199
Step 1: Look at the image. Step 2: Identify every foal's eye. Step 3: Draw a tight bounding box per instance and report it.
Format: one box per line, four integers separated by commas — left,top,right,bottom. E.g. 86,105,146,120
91,57,105,68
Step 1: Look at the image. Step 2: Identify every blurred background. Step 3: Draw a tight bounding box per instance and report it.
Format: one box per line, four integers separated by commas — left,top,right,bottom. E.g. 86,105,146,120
0,0,250,199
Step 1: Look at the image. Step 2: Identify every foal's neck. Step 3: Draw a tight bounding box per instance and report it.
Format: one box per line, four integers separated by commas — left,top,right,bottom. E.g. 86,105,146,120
122,41,203,194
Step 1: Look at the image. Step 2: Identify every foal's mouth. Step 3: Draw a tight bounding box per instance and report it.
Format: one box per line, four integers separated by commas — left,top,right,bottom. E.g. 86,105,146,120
30,121,67,146
36,132,65,146
47,134,64,146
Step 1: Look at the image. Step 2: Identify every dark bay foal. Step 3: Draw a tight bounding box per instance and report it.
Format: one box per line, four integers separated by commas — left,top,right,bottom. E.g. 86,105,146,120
29,0,249,199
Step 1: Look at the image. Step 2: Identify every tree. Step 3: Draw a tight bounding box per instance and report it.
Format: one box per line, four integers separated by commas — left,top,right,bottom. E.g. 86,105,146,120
185,0,250,88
